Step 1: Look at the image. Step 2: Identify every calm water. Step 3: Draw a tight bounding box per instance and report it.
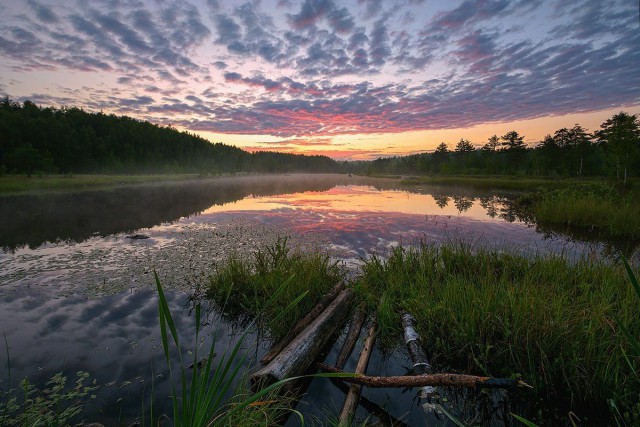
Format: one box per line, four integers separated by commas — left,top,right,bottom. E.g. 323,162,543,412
0,174,633,425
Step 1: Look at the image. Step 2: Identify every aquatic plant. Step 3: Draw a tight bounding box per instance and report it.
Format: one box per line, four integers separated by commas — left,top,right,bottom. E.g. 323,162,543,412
0,371,98,426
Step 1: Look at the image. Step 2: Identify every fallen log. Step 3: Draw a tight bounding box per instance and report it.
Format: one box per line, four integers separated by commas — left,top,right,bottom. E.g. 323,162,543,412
260,281,345,365
251,288,355,389
317,364,531,389
338,321,377,425
335,304,366,370
401,312,437,399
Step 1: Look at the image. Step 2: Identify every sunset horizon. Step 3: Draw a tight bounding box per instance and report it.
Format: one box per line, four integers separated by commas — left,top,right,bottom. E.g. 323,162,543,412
1,0,638,160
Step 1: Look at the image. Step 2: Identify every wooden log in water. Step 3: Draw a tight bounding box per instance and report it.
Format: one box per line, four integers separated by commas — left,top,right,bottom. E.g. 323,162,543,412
251,288,355,388
338,321,377,426
317,364,531,389
329,377,410,427
260,281,346,365
401,312,437,399
402,313,431,375
335,304,366,370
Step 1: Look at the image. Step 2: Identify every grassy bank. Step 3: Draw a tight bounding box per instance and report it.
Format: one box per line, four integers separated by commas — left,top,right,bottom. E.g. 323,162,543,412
0,173,204,194
205,241,640,420
205,238,345,339
355,243,639,407
523,183,640,238
401,176,640,238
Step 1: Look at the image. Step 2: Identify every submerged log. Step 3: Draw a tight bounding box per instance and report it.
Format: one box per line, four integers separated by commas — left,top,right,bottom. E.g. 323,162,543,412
260,281,346,365
317,365,531,389
338,321,377,426
329,377,410,427
252,288,355,388
335,304,366,370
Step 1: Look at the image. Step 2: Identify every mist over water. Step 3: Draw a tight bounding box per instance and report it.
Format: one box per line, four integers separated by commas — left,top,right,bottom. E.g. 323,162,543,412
0,174,634,425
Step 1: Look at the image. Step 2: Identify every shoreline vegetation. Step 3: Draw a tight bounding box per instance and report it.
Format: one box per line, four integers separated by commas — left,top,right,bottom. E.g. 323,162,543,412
201,241,640,425
399,175,640,239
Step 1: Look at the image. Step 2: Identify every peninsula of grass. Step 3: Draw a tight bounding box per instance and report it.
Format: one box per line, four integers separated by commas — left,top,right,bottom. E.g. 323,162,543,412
205,238,345,339
522,182,640,238
0,173,205,194
205,241,640,420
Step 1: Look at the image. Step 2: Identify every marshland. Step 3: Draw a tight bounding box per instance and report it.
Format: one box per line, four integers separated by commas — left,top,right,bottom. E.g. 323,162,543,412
1,2,639,419
1,172,638,426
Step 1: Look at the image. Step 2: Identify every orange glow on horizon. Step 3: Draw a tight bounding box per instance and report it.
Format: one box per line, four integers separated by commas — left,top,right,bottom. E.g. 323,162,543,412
193,104,640,160
202,185,493,221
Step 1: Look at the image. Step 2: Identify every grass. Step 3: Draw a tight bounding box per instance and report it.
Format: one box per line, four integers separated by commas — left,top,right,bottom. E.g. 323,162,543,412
402,176,640,238
156,268,353,426
354,243,640,410
523,182,640,238
0,173,204,194
205,238,346,339
203,240,640,421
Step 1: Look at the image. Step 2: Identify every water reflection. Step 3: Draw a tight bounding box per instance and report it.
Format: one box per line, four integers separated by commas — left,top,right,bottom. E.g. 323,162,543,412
2,174,636,256
1,174,633,425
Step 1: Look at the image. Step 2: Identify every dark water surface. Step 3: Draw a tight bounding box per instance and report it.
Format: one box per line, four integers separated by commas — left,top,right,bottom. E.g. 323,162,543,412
0,174,633,425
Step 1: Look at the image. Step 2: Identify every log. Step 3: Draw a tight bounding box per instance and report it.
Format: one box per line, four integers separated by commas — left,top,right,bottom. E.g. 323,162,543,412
317,364,531,389
261,281,346,365
251,288,355,389
338,321,377,426
401,312,437,399
329,377,410,427
335,304,366,370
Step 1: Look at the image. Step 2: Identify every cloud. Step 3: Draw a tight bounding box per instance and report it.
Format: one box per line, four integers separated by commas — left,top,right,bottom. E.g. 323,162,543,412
27,0,59,23
1,0,638,153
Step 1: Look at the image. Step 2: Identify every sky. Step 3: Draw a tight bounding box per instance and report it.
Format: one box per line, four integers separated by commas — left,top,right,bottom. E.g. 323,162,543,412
0,0,638,160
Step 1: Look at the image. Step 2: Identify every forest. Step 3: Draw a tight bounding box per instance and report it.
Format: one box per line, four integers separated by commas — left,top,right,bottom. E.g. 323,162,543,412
358,112,640,183
1,97,638,182
0,97,341,175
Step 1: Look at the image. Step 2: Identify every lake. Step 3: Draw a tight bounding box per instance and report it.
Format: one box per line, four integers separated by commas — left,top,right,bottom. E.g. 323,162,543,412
0,174,632,425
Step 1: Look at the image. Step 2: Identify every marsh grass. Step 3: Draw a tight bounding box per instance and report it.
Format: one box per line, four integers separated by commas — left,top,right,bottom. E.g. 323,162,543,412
354,243,640,407
527,183,640,238
0,174,201,194
206,238,345,338
156,271,308,426
156,271,353,426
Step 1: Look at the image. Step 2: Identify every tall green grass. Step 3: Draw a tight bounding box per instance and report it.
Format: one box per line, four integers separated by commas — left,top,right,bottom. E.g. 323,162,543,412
354,243,640,408
528,183,640,238
156,270,352,426
206,238,345,338
156,272,310,426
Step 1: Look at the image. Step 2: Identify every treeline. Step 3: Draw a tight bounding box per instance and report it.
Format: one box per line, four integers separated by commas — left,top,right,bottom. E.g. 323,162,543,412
0,98,341,175
358,112,640,183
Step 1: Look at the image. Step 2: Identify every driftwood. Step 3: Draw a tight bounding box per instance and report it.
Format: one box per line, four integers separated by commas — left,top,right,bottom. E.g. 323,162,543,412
401,312,437,399
335,304,366,370
317,364,531,389
329,377,410,427
260,281,345,365
338,321,377,425
251,288,355,388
